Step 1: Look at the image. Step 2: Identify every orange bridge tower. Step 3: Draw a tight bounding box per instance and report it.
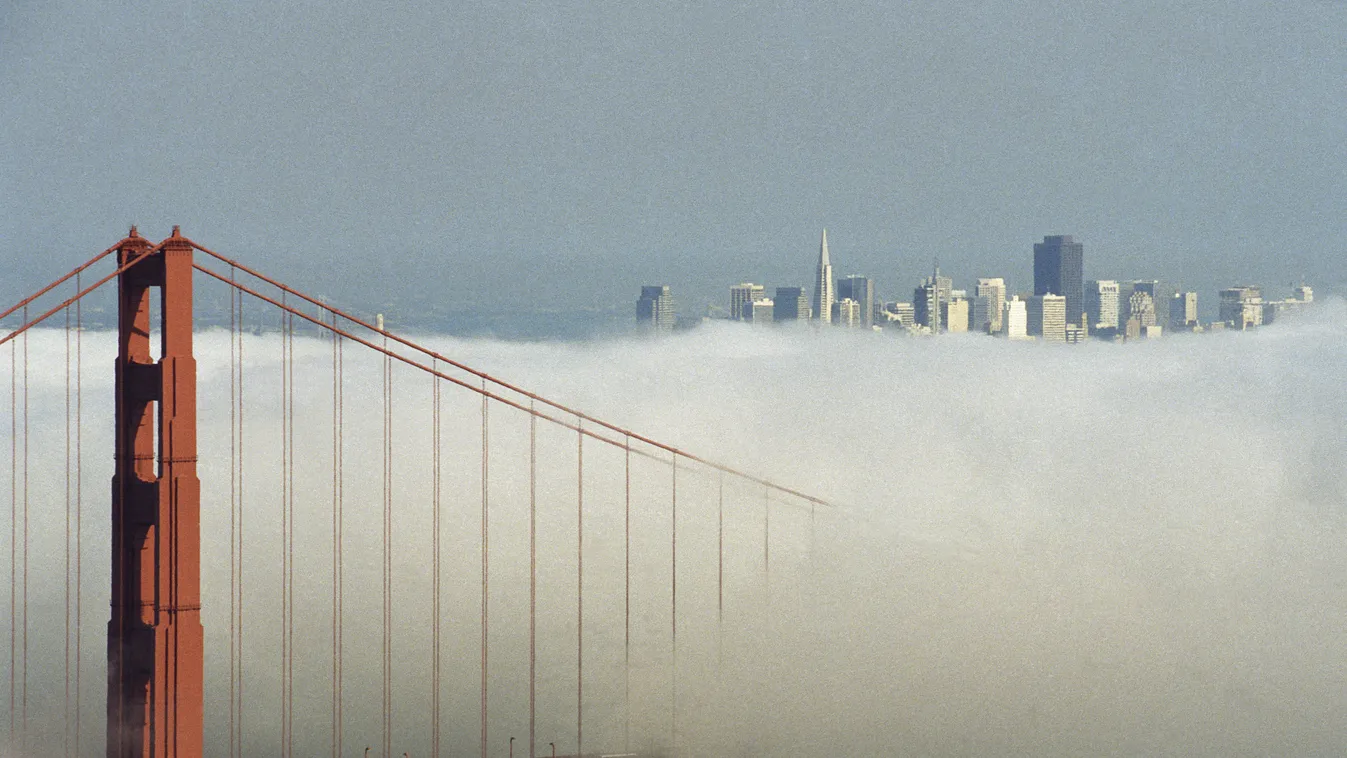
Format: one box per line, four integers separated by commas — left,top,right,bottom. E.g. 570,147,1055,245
108,227,203,757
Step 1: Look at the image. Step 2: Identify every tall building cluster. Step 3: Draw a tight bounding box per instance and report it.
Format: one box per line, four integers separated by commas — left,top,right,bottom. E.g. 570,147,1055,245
637,232,1316,339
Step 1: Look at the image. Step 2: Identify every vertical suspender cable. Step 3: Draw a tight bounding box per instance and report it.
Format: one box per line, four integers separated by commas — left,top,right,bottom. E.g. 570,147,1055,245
431,361,441,758
330,310,340,758
64,302,72,757
332,311,344,758
280,300,290,757
480,381,489,758
229,272,238,758
528,402,536,758
623,434,630,754
237,289,246,753
8,320,15,749
670,453,677,754
382,330,392,758
764,488,770,597
21,306,28,751
287,308,297,757
718,472,724,667
576,422,584,758
74,274,83,758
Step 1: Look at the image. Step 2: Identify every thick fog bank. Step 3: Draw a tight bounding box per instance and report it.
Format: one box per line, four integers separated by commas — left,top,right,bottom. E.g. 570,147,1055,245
2,302,1346,756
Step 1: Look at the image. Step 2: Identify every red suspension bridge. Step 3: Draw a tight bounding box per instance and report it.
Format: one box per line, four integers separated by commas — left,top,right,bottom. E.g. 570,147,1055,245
0,228,833,757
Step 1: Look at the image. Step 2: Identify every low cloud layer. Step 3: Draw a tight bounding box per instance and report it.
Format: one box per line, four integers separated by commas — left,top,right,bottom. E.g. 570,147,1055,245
2,305,1346,756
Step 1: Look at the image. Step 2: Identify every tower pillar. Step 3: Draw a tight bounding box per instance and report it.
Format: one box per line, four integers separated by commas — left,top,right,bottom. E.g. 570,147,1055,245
108,226,202,757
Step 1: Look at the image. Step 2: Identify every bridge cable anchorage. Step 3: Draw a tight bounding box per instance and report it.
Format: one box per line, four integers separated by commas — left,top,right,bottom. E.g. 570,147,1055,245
187,246,833,510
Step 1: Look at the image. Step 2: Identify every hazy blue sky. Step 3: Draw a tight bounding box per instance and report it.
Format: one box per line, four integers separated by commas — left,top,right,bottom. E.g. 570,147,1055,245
3,0,1345,314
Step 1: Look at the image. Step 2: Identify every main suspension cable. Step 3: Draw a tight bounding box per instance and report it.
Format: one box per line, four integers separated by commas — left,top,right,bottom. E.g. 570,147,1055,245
188,248,832,509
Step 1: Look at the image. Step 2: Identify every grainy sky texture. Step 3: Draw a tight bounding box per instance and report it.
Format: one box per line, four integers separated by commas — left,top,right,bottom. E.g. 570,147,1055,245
2,0,1345,313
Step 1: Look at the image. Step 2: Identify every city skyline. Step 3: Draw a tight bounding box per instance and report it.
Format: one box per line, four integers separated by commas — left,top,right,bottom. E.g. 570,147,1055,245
640,229,1317,338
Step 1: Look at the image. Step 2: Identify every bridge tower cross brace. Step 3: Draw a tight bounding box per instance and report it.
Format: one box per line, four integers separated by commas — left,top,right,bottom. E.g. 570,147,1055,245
108,226,203,757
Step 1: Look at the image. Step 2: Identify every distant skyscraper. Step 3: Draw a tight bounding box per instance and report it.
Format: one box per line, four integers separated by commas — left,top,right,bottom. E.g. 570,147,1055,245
636,285,675,331
812,229,835,324
832,298,861,327
1220,286,1263,329
774,287,810,322
837,275,875,327
974,278,1006,334
885,302,916,328
1026,294,1067,341
1002,297,1028,340
1130,281,1174,331
730,283,764,321
744,297,774,323
1171,291,1198,329
913,266,952,331
1086,280,1120,331
1033,235,1084,325
941,297,970,333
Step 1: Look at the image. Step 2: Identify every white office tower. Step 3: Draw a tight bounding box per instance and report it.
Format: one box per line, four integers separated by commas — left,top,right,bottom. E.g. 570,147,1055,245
1086,280,1120,330
941,298,970,333
812,229,835,324
1002,297,1028,340
730,283,765,321
1026,294,1067,341
974,278,1006,333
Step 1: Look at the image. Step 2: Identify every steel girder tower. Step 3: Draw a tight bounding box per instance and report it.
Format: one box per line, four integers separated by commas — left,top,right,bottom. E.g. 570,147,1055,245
108,227,203,756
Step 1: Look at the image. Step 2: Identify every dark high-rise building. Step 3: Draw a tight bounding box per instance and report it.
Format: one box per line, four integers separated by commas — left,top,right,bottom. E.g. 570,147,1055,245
636,285,675,331
1033,235,1084,325
837,275,875,327
773,287,810,321
912,267,951,331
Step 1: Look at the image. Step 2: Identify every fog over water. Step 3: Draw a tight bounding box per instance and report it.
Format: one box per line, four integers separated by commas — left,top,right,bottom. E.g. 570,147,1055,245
2,305,1346,756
